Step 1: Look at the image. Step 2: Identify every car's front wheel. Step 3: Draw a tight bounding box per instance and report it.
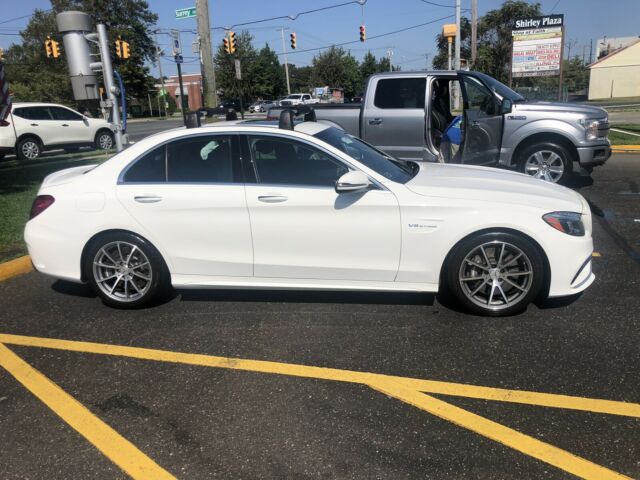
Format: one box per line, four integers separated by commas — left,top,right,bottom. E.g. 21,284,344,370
84,232,170,308
95,130,115,150
444,231,545,316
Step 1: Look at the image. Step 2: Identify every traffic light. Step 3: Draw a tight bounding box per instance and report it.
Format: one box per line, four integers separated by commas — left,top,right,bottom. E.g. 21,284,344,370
115,38,122,58
359,25,366,42
290,32,296,50
222,36,230,54
122,40,130,59
45,36,60,58
228,31,236,54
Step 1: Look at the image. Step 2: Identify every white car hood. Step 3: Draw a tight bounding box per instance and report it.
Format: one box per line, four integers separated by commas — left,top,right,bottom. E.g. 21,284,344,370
405,163,585,213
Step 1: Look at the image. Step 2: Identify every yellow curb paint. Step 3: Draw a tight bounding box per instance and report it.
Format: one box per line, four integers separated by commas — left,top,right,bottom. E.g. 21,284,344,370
0,333,638,419
368,379,632,480
592,252,602,257
0,343,176,480
0,255,32,282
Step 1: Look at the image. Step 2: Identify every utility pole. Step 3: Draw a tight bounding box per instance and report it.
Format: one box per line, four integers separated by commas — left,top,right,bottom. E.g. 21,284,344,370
196,0,217,107
154,32,166,117
387,48,393,72
455,0,461,70
589,39,593,64
95,24,123,151
471,0,477,67
279,27,291,95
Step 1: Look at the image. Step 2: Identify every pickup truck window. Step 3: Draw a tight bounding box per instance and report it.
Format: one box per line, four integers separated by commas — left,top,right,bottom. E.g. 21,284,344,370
314,127,417,184
374,78,426,109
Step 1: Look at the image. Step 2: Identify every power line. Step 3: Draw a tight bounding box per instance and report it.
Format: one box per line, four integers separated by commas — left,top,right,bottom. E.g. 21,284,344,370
278,13,455,56
419,0,455,8
549,0,561,13
0,9,53,26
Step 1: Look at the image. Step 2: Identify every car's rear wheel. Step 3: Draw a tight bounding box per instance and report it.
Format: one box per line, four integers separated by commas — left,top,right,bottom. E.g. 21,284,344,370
17,137,42,161
517,142,571,184
444,231,545,316
84,232,170,309
95,130,114,150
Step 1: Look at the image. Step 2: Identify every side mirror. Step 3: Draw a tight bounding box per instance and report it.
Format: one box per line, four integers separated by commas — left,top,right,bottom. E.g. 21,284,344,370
335,170,372,194
501,98,513,114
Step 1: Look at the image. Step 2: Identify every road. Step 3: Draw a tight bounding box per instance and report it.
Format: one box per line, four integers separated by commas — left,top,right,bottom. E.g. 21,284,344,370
0,154,638,479
126,118,185,143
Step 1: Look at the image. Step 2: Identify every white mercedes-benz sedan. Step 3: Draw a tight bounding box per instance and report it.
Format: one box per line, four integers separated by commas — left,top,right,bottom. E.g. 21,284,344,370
24,119,595,316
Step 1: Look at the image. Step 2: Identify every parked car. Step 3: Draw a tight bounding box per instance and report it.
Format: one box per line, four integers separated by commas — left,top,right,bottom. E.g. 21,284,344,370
199,100,240,117
0,103,115,161
25,117,594,316
268,71,611,184
249,100,277,113
279,93,319,107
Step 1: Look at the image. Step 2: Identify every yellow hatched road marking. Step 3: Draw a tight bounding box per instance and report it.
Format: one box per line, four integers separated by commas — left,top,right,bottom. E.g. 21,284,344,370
0,333,637,480
0,343,175,480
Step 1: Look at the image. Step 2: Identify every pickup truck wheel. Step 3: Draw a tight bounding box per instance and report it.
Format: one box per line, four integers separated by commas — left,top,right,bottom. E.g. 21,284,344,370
444,231,544,317
518,143,571,184
17,137,42,161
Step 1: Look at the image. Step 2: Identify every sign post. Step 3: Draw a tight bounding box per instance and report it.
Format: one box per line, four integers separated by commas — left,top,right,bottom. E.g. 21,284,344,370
170,29,188,125
234,59,244,119
511,14,565,100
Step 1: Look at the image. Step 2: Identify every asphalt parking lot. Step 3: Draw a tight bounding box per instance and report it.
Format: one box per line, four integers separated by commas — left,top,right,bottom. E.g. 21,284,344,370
0,154,638,479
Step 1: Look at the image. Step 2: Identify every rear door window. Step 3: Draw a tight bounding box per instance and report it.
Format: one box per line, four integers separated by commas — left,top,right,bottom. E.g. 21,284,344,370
166,135,235,183
123,145,166,183
373,78,426,109
50,107,83,121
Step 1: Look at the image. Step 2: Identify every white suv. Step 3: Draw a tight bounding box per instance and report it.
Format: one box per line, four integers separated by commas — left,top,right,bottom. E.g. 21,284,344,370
0,102,114,161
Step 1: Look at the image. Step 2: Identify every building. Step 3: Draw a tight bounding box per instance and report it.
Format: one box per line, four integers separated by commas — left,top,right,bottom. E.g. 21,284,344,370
588,39,640,100
156,73,203,111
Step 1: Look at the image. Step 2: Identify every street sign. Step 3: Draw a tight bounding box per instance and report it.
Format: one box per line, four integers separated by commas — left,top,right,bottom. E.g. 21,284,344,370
174,54,184,64
234,59,242,80
170,29,182,56
175,7,196,20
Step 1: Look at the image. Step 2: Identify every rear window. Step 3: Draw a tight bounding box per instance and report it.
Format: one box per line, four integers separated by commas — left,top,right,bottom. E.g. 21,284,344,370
374,78,426,109
123,145,165,183
13,106,53,120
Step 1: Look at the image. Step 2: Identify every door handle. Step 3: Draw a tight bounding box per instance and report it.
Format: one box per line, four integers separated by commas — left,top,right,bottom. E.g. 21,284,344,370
368,118,383,125
258,195,288,203
30,123,39,127
471,121,480,129
62,124,70,127
134,195,163,203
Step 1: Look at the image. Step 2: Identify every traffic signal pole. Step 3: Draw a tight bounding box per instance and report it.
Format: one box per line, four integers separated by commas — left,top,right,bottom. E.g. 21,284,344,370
176,60,188,125
279,27,291,95
95,24,123,151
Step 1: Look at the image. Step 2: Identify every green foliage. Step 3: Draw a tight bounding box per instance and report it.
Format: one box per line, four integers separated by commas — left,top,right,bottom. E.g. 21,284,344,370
288,65,312,93
359,51,378,81
309,46,361,97
159,93,176,115
252,44,286,99
3,0,158,105
214,30,257,101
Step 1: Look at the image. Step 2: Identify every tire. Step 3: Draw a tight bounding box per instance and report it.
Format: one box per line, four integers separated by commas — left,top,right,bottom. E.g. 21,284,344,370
517,142,572,184
95,130,114,150
444,231,545,316
16,137,42,161
84,232,170,309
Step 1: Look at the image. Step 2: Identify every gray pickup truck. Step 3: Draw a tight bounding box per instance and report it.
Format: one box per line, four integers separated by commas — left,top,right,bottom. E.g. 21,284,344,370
268,71,611,184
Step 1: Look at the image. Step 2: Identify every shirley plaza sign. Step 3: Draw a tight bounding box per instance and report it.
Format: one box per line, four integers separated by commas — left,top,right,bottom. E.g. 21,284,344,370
510,14,565,100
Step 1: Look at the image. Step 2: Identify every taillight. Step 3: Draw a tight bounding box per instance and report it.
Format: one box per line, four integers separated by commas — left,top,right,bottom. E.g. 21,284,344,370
29,195,55,220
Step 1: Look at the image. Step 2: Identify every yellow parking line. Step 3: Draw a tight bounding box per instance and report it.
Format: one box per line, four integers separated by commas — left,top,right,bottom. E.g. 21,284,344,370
0,333,637,480
0,343,175,480
369,378,632,480
0,333,637,419
0,256,32,282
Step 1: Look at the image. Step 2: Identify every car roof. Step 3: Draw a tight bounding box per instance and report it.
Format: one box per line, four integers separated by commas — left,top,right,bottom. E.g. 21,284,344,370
12,102,73,108
206,119,332,135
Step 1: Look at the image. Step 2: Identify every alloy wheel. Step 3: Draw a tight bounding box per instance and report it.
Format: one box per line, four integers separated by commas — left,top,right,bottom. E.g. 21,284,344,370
524,150,564,183
92,241,152,302
458,241,534,312
98,133,113,149
21,141,40,160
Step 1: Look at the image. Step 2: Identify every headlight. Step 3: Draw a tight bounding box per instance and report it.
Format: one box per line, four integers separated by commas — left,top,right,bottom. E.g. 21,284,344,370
542,211,585,236
581,117,608,141
583,119,599,141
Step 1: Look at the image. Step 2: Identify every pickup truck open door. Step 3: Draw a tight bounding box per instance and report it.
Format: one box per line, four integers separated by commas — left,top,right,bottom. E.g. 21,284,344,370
458,73,503,166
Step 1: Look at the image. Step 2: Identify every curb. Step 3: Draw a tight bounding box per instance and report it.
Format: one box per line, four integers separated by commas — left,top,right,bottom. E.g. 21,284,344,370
612,145,640,152
0,256,33,282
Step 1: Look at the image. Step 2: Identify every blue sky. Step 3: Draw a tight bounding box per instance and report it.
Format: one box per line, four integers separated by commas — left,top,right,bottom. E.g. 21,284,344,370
1,0,639,78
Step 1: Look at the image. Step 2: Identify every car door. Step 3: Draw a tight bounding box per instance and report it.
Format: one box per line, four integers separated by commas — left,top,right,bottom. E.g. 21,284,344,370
362,76,427,160
243,133,401,281
458,73,503,166
49,106,89,144
15,106,58,146
116,134,253,277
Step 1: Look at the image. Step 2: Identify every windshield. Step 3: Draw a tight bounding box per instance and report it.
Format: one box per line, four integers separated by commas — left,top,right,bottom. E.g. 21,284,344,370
314,127,418,184
470,72,526,102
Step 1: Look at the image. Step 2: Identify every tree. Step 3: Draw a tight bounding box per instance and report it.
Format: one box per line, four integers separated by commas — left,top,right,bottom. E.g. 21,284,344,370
309,46,361,97
359,51,378,81
3,0,158,105
252,44,286,99
214,30,257,101
288,65,312,94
